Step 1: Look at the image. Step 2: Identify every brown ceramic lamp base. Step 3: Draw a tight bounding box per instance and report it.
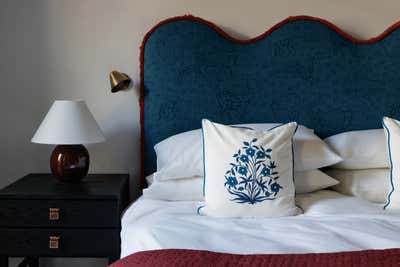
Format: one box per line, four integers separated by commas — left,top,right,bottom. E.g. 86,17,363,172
50,145,90,183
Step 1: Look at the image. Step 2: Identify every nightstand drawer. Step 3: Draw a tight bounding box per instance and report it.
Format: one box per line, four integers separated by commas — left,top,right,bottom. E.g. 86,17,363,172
0,228,120,257
0,200,119,228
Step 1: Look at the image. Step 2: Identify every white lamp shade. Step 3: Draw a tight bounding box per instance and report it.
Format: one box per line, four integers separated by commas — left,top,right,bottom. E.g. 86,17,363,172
31,100,106,145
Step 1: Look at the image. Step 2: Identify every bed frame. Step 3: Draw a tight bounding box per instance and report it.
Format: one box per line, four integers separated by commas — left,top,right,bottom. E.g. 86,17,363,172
139,15,400,186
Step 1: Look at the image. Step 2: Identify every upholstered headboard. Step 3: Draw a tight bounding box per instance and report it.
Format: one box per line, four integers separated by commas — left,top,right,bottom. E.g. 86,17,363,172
140,15,400,183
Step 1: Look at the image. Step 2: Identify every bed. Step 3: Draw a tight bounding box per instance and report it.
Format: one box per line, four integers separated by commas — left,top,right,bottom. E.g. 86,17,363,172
113,15,400,266
121,190,400,256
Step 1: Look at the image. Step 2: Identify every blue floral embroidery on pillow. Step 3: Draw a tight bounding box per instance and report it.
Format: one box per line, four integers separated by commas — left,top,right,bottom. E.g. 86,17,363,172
224,138,282,204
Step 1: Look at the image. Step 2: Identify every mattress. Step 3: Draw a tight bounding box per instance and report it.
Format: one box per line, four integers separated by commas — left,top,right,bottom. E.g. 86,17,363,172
120,190,400,258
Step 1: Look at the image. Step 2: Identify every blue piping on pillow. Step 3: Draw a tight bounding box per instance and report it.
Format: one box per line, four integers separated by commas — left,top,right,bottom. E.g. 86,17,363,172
291,123,299,188
230,125,254,130
290,123,303,212
383,120,394,210
196,205,205,215
201,120,207,197
267,123,284,131
232,123,285,131
291,124,303,212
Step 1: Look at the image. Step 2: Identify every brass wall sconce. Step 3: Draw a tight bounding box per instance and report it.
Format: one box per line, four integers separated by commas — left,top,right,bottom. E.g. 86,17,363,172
109,70,132,93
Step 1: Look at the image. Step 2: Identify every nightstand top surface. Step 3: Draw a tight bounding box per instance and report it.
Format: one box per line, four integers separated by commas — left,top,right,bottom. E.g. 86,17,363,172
0,173,129,200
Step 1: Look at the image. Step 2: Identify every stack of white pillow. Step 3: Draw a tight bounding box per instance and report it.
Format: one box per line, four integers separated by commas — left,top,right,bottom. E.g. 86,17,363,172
144,122,342,203
325,116,400,210
144,116,400,216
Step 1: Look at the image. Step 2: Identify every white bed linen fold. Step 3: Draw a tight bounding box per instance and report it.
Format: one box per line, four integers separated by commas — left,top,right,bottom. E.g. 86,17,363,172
121,190,400,258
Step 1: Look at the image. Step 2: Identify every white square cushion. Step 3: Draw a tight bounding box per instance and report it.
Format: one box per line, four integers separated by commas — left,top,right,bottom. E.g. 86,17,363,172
382,116,400,210
295,170,338,194
325,168,389,203
198,120,299,218
154,124,341,181
143,175,204,201
324,129,388,169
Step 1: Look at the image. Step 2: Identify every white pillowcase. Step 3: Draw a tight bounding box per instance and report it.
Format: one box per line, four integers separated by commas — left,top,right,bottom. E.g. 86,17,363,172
198,120,299,218
295,170,338,194
143,176,204,201
382,116,400,210
325,168,389,203
324,129,388,169
154,123,341,181
143,170,338,201
154,129,203,181
296,190,385,216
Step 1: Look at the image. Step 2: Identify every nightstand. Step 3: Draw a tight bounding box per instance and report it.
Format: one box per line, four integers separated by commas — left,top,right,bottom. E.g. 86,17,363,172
0,173,129,267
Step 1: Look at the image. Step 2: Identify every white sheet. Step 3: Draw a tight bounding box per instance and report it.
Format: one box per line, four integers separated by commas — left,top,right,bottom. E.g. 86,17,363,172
121,190,400,258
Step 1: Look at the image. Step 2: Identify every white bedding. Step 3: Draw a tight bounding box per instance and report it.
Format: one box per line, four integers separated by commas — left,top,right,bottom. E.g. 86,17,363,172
120,190,400,258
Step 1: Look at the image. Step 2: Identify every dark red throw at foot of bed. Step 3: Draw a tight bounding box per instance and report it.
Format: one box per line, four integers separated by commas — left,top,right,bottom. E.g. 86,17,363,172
110,248,400,267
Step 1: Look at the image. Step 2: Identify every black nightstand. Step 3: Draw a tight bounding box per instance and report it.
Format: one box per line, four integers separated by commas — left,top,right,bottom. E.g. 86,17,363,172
0,173,129,267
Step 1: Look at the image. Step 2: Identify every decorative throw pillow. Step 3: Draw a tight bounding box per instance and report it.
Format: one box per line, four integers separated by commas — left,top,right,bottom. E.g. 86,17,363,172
198,120,299,218
382,116,400,210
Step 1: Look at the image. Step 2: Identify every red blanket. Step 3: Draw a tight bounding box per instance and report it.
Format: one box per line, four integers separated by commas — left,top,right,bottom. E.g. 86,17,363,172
110,249,400,267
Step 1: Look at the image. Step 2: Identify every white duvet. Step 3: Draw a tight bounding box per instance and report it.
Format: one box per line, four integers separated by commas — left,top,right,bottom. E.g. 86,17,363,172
120,190,400,258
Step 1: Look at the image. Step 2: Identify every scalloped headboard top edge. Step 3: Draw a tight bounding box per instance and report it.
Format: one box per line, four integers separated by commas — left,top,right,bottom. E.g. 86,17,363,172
139,15,400,184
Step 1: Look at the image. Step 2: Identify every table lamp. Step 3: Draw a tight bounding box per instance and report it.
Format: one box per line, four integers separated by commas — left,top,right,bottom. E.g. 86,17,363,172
31,100,105,182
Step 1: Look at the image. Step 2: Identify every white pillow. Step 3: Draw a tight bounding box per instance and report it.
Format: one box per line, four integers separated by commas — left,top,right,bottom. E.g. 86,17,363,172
142,176,204,201
143,170,338,201
154,124,341,181
295,170,338,194
382,116,400,210
154,129,203,181
296,190,385,216
198,120,299,218
324,129,388,169
145,174,155,186
325,168,389,203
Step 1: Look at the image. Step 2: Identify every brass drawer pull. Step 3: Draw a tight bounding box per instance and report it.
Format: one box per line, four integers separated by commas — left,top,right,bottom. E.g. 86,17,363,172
49,208,60,221
49,236,60,249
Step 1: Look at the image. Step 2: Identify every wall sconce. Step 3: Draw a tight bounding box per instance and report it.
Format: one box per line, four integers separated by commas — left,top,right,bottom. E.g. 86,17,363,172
109,70,132,93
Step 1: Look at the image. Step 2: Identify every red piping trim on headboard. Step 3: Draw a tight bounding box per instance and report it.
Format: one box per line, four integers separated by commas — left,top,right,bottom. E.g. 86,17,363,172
139,14,400,187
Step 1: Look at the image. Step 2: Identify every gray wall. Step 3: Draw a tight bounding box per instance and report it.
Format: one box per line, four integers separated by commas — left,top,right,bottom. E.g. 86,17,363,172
1,0,399,266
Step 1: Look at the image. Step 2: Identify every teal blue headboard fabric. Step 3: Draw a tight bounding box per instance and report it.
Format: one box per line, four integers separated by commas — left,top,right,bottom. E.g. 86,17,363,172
140,15,400,180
